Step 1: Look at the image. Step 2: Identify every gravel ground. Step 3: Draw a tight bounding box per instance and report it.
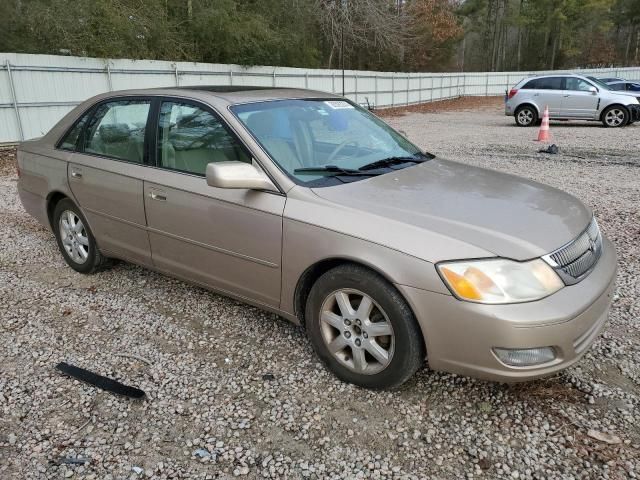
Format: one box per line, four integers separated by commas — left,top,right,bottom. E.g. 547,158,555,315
1,99,639,479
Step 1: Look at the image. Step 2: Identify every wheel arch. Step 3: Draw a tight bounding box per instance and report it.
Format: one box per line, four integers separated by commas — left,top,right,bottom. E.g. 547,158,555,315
515,102,540,116
293,257,417,328
599,103,630,121
46,191,70,230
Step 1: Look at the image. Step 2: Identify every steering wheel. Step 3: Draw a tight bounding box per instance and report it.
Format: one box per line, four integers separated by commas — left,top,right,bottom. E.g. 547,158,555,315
327,139,359,163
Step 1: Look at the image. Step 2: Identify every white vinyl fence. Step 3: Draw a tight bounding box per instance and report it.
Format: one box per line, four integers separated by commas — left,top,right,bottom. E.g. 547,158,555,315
1,52,639,143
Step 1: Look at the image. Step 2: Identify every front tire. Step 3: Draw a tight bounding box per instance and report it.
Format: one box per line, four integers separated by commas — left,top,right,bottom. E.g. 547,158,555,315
305,264,425,389
515,105,538,127
601,106,629,128
53,199,109,274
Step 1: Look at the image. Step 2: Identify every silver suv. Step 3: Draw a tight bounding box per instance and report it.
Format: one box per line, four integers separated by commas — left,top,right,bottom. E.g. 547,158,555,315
505,74,640,128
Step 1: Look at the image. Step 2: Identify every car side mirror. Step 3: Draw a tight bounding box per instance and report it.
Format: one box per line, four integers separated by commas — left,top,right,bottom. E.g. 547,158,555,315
206,161,278,192
589,86,598,94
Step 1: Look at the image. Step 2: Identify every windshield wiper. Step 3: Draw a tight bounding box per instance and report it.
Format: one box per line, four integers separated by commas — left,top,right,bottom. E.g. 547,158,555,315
358,154,433,171
294,165,377,176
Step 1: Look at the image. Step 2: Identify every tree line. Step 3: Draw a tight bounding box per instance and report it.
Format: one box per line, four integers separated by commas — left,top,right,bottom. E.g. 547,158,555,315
0,0,638,72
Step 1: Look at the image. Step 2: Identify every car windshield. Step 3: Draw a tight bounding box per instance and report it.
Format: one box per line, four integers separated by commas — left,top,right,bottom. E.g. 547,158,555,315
587,77,612,90
231,99,430,187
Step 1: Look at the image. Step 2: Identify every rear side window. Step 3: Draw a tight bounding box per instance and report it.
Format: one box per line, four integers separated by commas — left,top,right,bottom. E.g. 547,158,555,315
58,114,91,151
628,83,640,92
538,77,564,90
522,77,563,90
157,101,250,176
83,100,151,163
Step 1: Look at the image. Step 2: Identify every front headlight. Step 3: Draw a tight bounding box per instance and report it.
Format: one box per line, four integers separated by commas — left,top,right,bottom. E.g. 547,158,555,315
437,258,564,304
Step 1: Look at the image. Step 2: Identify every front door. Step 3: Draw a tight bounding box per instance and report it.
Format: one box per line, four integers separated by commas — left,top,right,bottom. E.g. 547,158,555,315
561,77,600,119
143,100,285,307
68,98,153,267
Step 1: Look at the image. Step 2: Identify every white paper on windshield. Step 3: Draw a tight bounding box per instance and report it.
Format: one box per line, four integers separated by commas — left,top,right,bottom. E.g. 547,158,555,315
324,100,354,110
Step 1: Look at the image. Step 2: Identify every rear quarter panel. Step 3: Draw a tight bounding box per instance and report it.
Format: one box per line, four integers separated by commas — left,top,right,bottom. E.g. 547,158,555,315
17,141,73,230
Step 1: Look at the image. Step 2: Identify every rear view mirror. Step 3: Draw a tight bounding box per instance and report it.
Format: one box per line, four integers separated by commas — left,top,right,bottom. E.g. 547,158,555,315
206,161,278,192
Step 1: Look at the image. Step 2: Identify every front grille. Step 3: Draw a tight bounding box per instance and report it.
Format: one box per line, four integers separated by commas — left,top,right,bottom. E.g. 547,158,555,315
543,217,603,285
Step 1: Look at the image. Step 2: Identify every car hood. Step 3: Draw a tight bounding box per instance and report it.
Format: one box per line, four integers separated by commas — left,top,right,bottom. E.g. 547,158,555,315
311,159,592,261
611,91,640,102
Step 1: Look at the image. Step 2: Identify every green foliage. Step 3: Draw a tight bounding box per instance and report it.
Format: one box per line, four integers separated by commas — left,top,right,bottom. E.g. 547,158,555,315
0,0,637,71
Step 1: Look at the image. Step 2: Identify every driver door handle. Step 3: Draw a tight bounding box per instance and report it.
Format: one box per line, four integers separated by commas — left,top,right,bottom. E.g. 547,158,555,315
150,192,167,201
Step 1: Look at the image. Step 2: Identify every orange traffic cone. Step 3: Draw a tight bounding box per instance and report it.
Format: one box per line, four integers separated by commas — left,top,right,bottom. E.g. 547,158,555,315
536,106,551,142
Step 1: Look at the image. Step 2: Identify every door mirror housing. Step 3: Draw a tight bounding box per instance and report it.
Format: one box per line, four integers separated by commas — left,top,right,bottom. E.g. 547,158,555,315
206,162,278,192
588,86,598,94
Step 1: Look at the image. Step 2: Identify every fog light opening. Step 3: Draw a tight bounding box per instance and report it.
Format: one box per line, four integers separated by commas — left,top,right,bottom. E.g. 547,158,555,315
493,347,556,367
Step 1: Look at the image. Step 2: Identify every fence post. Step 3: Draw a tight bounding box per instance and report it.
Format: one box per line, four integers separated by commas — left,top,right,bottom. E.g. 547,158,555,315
105,63,113,91
174,65,179,86
273,70,277,87
332,72,335,93
6,61,24,141
485,74,489,96
406,74,410,106
374,75,378,107
429,77,433,102
229,70,233,86
391,74,395,107
354,71,358,104
305,72,309,89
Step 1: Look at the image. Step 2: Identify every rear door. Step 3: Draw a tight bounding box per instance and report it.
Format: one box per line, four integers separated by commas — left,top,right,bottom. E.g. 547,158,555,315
143,99,285,307
561,77,599,119
528,77,564,116
67,98,154,267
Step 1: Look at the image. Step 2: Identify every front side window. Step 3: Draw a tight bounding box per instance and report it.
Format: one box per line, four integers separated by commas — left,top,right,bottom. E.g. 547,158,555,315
565,78,594,92
157,101,250,176
83,100,151,163
231,99,429,187
608,83,625,91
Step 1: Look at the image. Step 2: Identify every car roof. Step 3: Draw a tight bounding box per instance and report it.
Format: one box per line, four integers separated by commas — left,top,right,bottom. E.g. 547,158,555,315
89,86,341,106
526,73,589,79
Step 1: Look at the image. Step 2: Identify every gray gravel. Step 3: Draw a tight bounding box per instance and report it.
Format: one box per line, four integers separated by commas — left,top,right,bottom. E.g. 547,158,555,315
1,102,639,479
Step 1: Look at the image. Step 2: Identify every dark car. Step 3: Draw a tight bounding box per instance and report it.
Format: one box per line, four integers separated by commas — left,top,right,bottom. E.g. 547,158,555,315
607,80,640,98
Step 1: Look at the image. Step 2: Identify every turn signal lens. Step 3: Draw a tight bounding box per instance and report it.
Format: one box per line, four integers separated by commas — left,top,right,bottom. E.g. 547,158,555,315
437,258,564,304
440,268,482,300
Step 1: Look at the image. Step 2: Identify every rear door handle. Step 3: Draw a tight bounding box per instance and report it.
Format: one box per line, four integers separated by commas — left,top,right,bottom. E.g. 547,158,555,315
150,192,167,201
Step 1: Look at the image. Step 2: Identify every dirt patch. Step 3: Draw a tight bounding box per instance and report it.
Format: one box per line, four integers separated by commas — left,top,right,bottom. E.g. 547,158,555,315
376,95,504,117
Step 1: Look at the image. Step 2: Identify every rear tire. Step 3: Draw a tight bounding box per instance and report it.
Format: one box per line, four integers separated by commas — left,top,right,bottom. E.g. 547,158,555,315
305,264,425,389
514,105,538,127
601,106,629,128
53,199,110,274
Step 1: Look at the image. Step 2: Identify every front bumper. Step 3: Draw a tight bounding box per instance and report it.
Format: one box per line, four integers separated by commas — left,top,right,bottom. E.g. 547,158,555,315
398,237,617,382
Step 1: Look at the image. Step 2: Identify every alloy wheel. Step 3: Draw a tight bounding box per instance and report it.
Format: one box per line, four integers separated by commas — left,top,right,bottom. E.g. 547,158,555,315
59,210,89,264
517,108,534,126
319,289,395,375
604,108,625,127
